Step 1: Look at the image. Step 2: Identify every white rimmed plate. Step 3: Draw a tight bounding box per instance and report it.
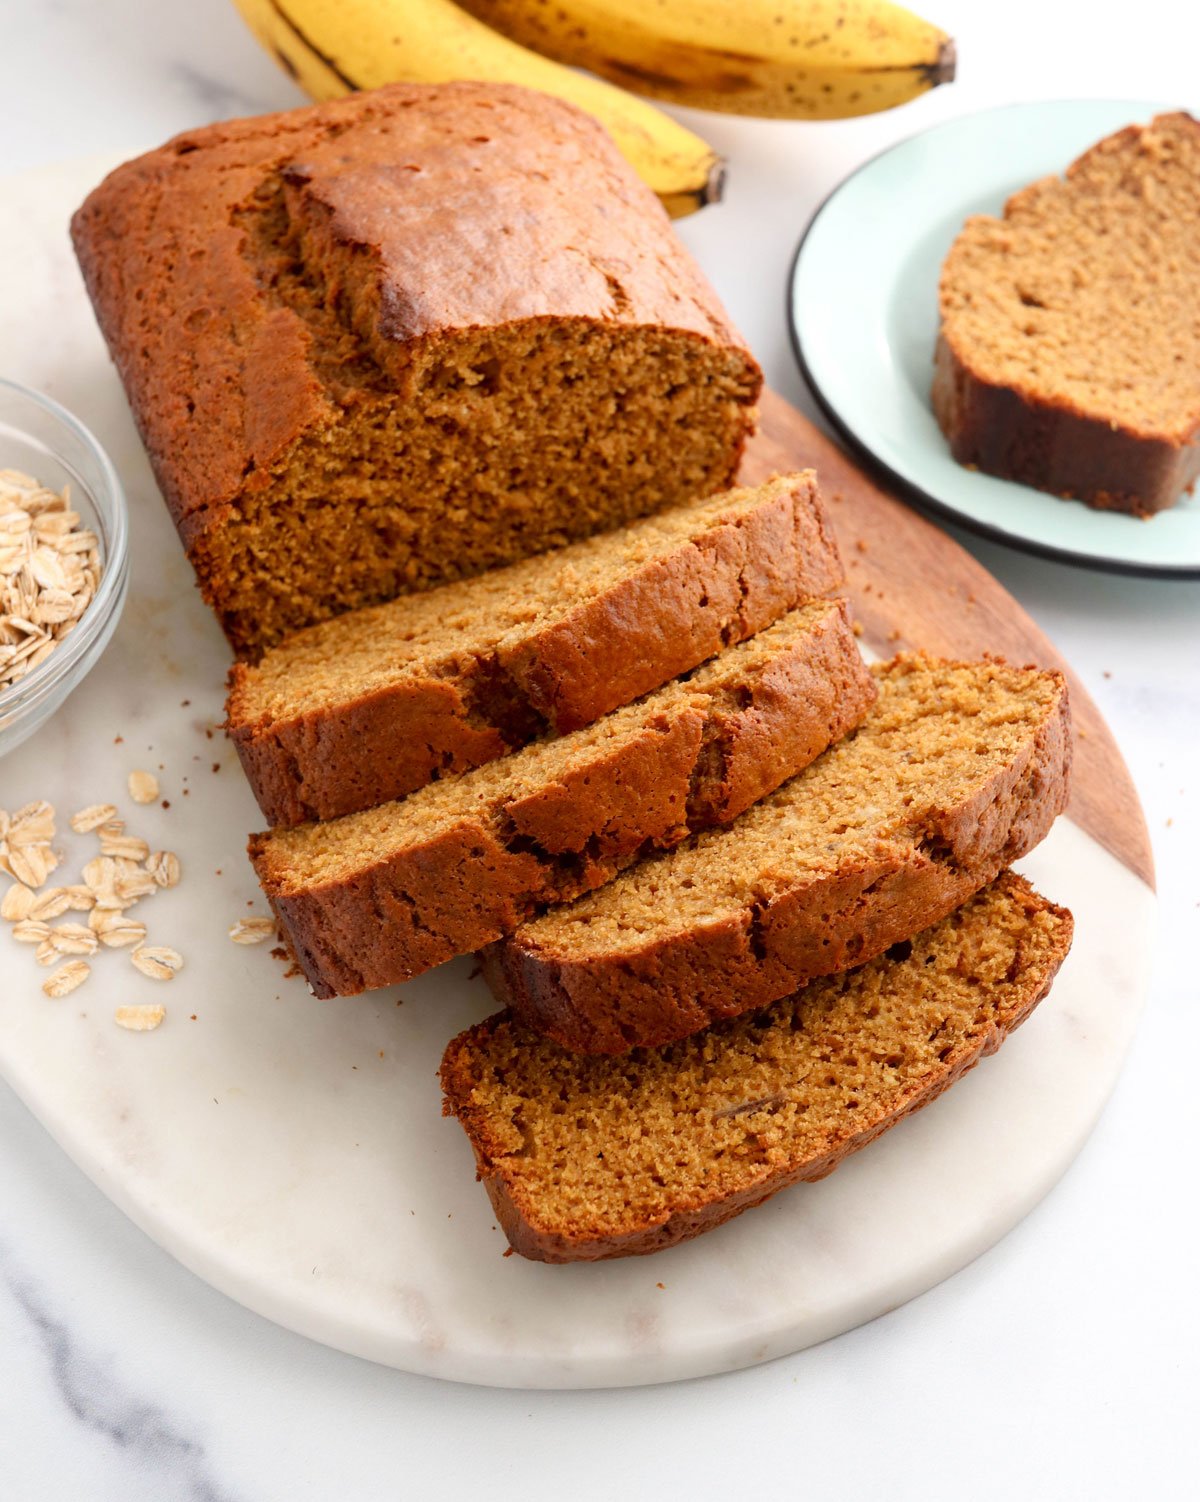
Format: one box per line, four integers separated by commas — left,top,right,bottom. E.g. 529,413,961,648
789,99,1200,578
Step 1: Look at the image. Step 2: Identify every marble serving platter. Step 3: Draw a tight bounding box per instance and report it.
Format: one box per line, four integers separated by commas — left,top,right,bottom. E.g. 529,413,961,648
0,157,1155,1389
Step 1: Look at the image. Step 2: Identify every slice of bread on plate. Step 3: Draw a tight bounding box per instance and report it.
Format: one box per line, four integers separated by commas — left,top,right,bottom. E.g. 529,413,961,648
934,111,1200,516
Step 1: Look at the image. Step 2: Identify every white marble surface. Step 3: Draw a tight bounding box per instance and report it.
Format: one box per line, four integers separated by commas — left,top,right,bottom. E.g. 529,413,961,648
1,0,1198,1496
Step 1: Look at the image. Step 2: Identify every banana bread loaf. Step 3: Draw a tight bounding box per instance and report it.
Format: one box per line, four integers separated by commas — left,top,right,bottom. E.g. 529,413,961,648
443,872,1074,1261
934,112,1200,516
483,654,1071,1053
250,599,874,996
227,472,842,826
70,81,762,658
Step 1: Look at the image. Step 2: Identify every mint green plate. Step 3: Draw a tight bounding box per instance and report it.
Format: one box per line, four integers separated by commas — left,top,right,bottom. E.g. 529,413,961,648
789,99,1200,578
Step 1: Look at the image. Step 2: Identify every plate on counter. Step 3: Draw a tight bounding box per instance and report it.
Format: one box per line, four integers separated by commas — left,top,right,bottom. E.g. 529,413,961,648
789,98,1200,578
0,156,1155,1390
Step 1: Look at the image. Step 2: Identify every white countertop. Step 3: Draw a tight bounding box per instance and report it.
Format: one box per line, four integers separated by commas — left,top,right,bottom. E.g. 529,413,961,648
2,1,1198,1497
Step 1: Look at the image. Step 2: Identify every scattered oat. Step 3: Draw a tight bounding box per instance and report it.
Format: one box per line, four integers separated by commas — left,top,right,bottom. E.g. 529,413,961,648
113,867,158,904
7,786,187,998
131,944,183,981
11,801,57,836
146,850,180,888
82,854,118,891
43,960,90,998
6,841,57,889
128,769,159,804
92,912,146,948
114,1003,165,1032
50,921,98,957
70,803,117,833
229,916,275,945
28,886,71,922
1,882,34,921
99,832,150,862
11,917,50,945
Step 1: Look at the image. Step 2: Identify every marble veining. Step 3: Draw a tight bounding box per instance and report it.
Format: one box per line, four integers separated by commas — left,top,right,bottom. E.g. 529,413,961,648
1,1242,239,1502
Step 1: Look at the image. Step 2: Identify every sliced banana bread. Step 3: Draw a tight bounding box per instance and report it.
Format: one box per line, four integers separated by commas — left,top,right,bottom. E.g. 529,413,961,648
250,599,874,997
484,654,1071,1053
934,112,1200,516
443,872,1074,1262
228,472,841,826
71,82,762,658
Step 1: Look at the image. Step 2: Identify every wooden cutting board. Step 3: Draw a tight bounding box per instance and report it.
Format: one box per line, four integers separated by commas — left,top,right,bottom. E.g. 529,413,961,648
742,389,1154,890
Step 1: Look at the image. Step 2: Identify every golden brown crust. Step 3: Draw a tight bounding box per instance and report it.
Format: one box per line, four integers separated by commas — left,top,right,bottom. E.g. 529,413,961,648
933,112,1200,516
250,599,874,996
227,472,843,826
70,81,761,656
483,662,1072,1054
932,333,1200,517
442,874,1075,1261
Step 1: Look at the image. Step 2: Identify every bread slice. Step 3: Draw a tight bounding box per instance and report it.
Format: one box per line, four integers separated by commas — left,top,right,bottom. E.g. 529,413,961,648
71,83,761,659
250,600,874,997
443,872,1074,1262
228,472,842,826
484,655,1071,1053
934,112,1200,516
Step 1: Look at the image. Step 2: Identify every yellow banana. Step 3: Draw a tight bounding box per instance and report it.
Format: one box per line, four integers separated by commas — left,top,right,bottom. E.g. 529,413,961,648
228,0,724,216
459,0,954,120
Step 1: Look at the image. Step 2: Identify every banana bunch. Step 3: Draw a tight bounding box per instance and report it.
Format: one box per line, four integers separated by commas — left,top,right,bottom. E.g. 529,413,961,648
230,0,723,216
231,0,953,217
460,0,955,120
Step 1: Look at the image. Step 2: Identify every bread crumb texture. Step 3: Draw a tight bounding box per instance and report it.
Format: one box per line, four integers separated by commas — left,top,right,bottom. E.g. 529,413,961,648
249,598,874,997
514,655,1066,946
442,873,1074,1260
935,113,1200,513
487,654,1071,1052
70,82,761,657
227,473,843,825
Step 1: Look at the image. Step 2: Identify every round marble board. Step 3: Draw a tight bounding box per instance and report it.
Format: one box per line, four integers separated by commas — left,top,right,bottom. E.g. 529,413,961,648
0,158,1154,1389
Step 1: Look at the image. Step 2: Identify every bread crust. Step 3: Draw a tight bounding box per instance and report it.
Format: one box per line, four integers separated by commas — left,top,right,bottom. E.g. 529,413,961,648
442,875,1074,1261
252,598,874,996
483,666,1072,1054
932,333,1200,517
70,81,762,655
932,112,1200,517
228,472,843,826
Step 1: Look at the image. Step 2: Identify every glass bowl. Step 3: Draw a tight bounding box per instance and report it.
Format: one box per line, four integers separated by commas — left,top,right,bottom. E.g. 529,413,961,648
0,379,129,758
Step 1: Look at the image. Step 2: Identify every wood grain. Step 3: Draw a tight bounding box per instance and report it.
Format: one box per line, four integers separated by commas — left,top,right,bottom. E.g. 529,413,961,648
741,389,1154,889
